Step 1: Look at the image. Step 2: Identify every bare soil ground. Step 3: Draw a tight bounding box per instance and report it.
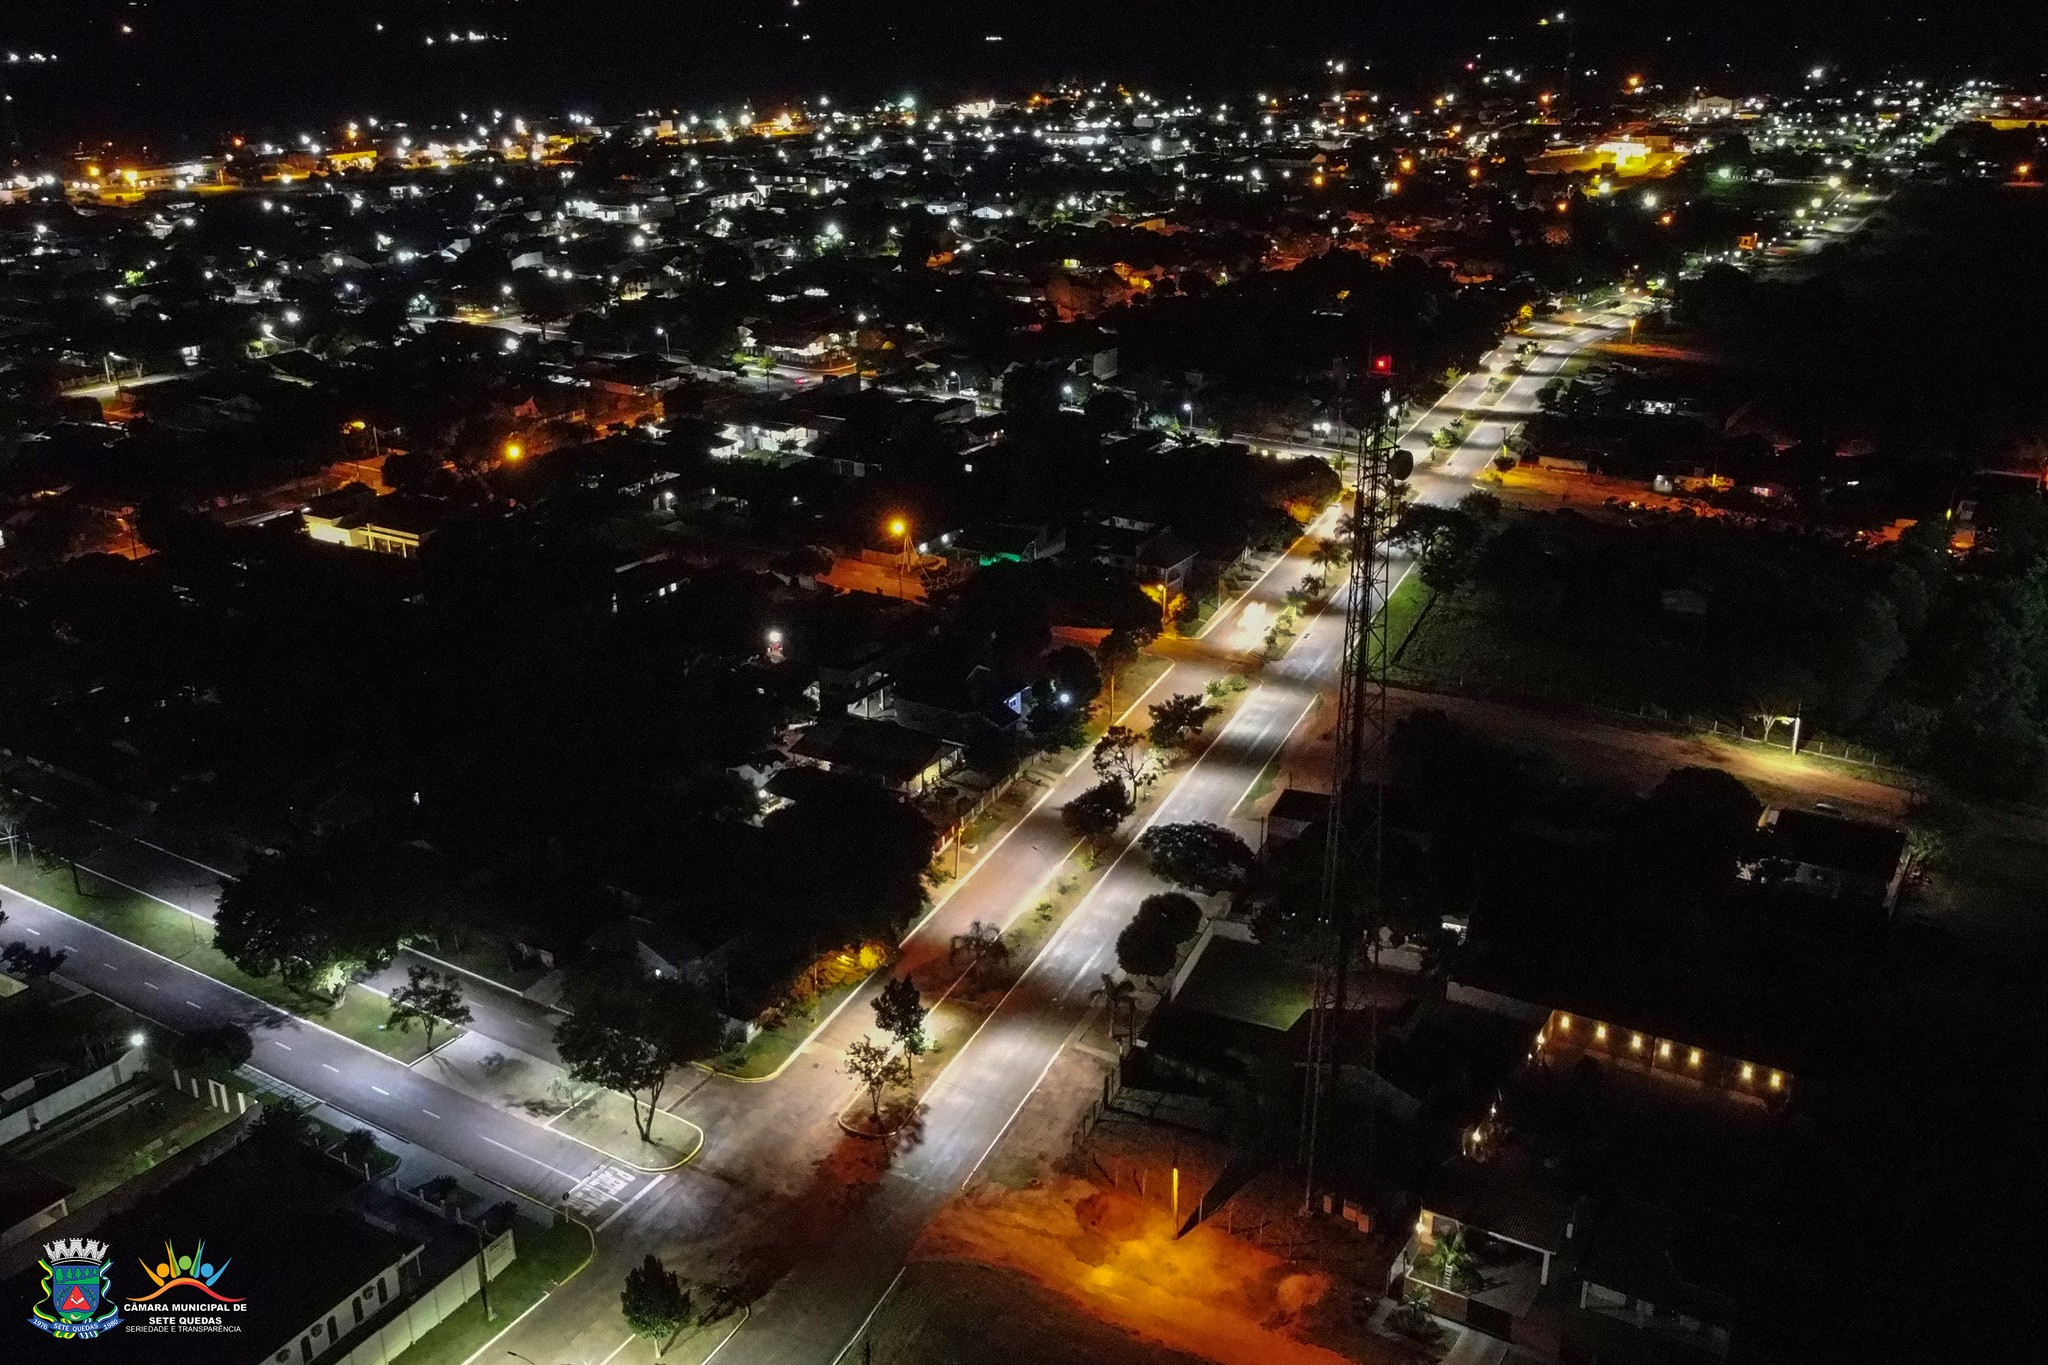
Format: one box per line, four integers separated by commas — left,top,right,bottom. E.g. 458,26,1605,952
867,1260,1220,1365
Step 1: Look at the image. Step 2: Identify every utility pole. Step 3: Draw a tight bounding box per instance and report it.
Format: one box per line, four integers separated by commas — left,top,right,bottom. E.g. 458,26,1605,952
1299,346,1407,1215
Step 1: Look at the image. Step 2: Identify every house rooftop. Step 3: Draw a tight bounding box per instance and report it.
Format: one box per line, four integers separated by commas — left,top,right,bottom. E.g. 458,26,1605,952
1171,934,1314,1033
1759,808,1906,880
1,1138,422,1365
790,715,952,788
1421,1146,1577,1257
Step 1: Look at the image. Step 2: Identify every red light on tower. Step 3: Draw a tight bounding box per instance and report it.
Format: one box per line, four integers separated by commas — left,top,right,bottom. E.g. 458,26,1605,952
1371,353,1394,376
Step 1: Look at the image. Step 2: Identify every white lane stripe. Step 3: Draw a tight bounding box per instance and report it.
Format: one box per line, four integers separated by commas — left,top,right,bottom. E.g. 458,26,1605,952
272,1041,292,1051
22,926,40,936
479,1134,583,1181
144,981,160,990
370,1085,390,1095
829,1265,908,1365
323,1064,341,1073
183,1000,200,1008
421,1109,441,1119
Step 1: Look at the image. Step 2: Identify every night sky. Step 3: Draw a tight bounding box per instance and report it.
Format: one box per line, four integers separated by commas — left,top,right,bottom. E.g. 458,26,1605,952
5,1,2044,150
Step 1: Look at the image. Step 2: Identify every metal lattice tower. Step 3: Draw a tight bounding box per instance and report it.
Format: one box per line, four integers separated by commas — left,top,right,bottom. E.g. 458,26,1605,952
1299,376,1400,1209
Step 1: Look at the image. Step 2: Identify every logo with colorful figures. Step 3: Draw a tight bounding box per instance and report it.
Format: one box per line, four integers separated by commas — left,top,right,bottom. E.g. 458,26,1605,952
30,1238,123,1340
127,1239,244,1305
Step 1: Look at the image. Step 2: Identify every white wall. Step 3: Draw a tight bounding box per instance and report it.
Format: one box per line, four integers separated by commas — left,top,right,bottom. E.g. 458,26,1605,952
0,1045,147,1145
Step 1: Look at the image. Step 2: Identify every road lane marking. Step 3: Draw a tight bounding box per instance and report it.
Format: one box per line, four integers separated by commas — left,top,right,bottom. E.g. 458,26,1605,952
144,981,160,990
421,1109,441,1119
323,1064,341,1073
102,962,118,970
479,1134,583,1181
595,1172,666,1232
370,1085,390,1095
829,1266,907,1365
183,1000,200,1008
271,1041,292,1051
21,926,40,936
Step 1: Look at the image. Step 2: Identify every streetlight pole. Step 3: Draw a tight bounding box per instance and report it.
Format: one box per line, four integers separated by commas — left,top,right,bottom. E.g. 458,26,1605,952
468,1221,495,1322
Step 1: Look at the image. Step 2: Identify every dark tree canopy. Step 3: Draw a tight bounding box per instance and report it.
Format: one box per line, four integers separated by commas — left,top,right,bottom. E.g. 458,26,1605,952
1138,821,1255,896
1115,910,1180,981
1627,766,1765,892
1063,779,1136,844
1136,891,1203,945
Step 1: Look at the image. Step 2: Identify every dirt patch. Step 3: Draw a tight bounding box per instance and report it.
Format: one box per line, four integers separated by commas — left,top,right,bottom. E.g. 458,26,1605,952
868,1260,1219,1365
912,1175,1375,1365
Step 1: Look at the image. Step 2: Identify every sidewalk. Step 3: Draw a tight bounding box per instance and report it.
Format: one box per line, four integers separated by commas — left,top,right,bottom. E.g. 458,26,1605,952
416,1032,701,1172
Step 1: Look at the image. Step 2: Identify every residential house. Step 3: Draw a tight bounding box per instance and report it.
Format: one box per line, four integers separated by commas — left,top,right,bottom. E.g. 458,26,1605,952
788,715,962,795
1076,516,1198,595
1742,807,1909,912
302,487,445,559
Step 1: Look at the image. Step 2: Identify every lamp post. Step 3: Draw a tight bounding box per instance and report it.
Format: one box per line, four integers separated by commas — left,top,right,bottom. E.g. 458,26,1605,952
467,1220,495,1322
888,516,911,597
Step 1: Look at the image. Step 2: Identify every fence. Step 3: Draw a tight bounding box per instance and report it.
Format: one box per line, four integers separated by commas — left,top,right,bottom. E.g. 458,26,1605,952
0,1044,151,1146
1384,671,1913,778
333,1228,516,1365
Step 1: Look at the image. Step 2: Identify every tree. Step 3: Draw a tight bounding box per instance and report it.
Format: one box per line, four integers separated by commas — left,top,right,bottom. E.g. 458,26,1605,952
1115,912,1179,984
1092,725,1151,797
1148,693,1222,751
555,970,729,1143
1310,537,1350,582
949,920,1011,983
1063,780,1135,845
843,1035,910,1123
1045,644,1104,711
1136,892,1202,945
213,847,413,996
621,1253,691,1355
1,941,68,978
1629,766,1764,892
871,976,929,1079
168,1024,253,1071
385,965,473,1052
1097,627,1142,684
338,1127,381,1170
1139,822,1256,896
251,1095,314,1148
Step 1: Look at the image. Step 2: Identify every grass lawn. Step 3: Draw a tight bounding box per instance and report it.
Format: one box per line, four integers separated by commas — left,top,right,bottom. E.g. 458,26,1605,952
1231,753,1285,820
0,861,441,1064
712,972,865,1080
21,1080,234,1210
1383,569,1436,665
385,1216,593,1365
1103,653,1173,725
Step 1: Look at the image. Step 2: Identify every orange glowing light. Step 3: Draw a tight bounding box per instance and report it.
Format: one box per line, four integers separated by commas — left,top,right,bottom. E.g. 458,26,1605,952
503,442,524,461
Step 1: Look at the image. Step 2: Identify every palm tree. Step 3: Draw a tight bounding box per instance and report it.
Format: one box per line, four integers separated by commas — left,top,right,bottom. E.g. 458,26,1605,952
1310,537,1349,583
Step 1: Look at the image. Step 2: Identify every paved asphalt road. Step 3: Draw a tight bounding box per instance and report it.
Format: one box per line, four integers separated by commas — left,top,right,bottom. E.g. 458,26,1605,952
1,305,1632,1365
673,306,1640,1365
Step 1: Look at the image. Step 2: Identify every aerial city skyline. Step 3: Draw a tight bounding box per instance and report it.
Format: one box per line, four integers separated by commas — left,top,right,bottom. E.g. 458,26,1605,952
0,7,2040,1365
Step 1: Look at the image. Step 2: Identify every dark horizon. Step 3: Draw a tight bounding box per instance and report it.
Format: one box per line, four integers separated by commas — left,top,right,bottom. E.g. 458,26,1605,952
5,0,2044,154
